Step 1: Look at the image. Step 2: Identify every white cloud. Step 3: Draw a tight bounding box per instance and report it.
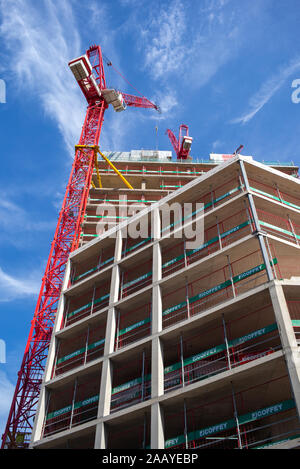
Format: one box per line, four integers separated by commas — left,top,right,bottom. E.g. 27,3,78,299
143,0,187,79
0,0,85,154
0,266,40,302
0,195,55,233
138,89,179,122
155,90,178,115
231,57,300,124
139,0,242,89
0,371,14,437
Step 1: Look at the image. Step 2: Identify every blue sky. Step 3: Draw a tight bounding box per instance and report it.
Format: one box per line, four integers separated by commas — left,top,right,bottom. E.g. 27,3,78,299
1,0,300,436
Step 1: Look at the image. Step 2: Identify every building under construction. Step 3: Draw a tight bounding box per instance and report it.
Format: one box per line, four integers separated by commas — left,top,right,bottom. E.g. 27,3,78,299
3,45,300,451
29,151,300,449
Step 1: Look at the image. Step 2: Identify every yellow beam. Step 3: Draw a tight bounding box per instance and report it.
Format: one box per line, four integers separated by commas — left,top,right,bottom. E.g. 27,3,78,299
93,149,102,188
75,144,134,190
97,148,134,190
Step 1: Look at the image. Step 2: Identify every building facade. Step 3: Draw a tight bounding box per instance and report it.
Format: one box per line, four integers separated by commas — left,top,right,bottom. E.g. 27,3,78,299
30,154,300,449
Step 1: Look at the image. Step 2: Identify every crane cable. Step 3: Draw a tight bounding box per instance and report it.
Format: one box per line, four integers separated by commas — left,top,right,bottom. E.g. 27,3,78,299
102,52,157,104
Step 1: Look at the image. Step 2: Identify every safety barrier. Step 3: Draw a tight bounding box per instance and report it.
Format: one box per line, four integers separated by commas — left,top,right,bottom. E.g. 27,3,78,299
164,322,280,392
162,208,254,277
120,261,153,298
96,165,203,177
44,394,99,437
162,255,276,329
249,178,300,212
113,256,277,335
165,399,297,449
72,262,112,284
257,208,300,245
161,177,244,236
63,286,110,328
122,236,153,258
54,336,105,377
115,303,152,350
110,375,152,412
110,322,280,412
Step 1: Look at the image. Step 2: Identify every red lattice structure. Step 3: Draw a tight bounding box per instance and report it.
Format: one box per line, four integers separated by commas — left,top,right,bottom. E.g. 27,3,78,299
1,44,158,449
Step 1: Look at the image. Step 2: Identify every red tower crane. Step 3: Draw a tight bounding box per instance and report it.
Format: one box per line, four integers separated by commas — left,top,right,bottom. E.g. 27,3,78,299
166,124,193,160
1,44,158,449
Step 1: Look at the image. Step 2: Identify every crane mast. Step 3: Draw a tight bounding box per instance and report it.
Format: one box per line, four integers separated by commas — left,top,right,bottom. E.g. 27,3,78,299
2,44,157,449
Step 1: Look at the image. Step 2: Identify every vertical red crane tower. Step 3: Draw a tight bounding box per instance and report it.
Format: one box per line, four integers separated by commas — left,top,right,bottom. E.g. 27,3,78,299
1,44,158,449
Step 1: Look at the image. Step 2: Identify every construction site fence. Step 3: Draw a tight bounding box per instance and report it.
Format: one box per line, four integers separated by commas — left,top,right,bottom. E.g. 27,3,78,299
257,208,300,245
249,177,300,212
162,253,276,330
114,208,255,301
162,207,254,278
110,375,152,413
164,322,280,392
95,164,205,177
160,176,244,237
120,261,153,299
44,394,99,437
54,336,105,377
109,322,281,413
63,287,110,328
165,398,298,449
70,205,298,304
111,254,277,351
71,247,115,286
42,323,287,439
115,313,151,351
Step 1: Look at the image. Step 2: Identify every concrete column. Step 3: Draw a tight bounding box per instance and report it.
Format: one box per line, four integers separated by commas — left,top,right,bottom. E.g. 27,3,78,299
103,230,122,356
152,206,162,331
239,159,274,281
97,358,113,418
269,282,300,415
152,335,164,398
151,206,164,448
152,206,162,335
29,386,49,445
114,229,123,262
94,421,107,449
55,258,72,332
95,230,122,447
151,402,165,449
